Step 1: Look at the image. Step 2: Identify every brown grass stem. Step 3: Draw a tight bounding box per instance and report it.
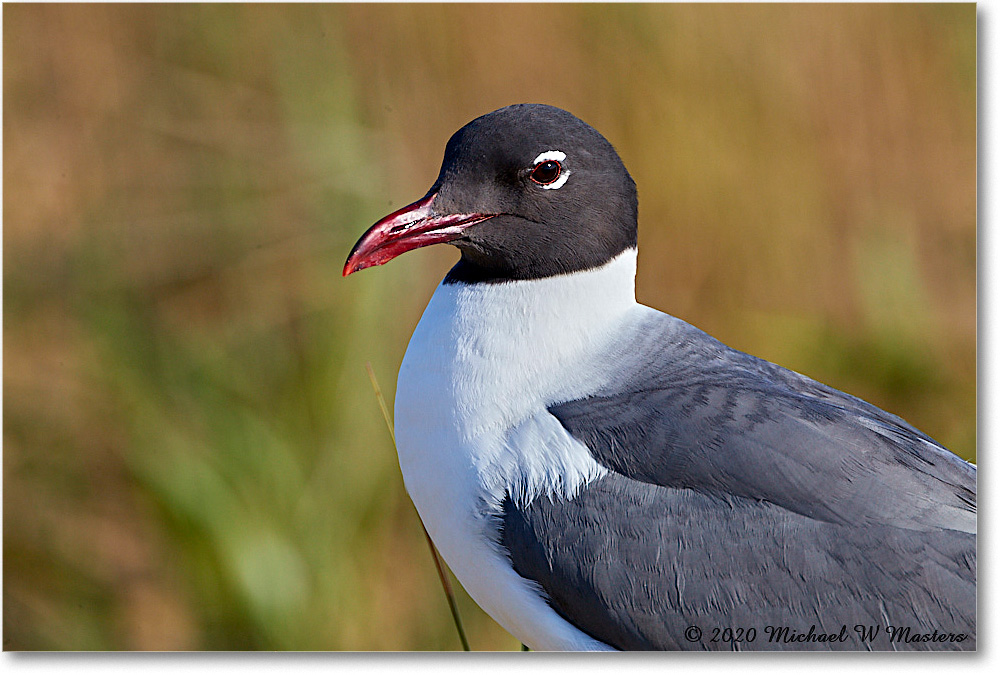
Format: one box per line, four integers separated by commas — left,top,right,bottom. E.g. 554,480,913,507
365,362,472,651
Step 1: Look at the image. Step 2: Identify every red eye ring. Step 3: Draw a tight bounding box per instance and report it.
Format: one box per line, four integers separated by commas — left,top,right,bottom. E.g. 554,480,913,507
530,159,562,185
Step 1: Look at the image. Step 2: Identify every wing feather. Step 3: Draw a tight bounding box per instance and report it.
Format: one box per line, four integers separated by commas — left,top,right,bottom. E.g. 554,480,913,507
497,310,975,650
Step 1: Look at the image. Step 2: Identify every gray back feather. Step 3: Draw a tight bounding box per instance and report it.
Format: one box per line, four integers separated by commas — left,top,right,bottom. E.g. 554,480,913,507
498,310,975,650
549,312,975,533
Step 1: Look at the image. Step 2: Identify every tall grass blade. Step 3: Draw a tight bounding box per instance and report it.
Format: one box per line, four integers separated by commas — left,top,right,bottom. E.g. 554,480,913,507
365,362,472,651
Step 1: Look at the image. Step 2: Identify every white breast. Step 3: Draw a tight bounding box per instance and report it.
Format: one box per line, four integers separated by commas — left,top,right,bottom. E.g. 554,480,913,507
393,249,640,651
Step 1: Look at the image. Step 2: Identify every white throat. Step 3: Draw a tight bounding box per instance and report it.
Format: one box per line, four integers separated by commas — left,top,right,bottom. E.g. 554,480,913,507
397,246,638,436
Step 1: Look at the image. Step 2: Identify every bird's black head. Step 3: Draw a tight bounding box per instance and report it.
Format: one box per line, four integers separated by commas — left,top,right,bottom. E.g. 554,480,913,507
343,104,638,283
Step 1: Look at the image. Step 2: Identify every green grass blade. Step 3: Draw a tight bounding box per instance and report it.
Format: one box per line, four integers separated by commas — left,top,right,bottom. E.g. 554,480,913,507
365,362,472,651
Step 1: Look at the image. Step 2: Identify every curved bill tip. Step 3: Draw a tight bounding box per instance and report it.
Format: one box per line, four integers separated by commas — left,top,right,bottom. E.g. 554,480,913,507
343,193,495,276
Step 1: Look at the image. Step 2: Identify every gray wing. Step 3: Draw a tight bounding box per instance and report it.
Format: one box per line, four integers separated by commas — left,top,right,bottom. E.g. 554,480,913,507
500,311,976,650
552,312,975,533
501,475,976,651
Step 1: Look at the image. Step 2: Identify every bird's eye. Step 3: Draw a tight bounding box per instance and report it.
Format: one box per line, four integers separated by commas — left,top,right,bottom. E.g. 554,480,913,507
530,150,570,189
531,160,562,185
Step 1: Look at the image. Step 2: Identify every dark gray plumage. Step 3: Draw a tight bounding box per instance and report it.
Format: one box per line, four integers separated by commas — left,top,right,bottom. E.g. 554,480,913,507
500,311,976,651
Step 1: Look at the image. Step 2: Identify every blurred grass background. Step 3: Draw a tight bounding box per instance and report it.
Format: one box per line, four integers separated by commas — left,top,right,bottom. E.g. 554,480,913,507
3,3,975,651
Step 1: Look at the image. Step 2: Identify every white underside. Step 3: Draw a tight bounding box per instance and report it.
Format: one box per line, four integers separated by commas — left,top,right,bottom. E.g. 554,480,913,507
394,248,644,651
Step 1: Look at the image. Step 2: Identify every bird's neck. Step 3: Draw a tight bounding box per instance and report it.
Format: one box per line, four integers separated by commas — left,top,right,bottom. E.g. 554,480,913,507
398,247,639,440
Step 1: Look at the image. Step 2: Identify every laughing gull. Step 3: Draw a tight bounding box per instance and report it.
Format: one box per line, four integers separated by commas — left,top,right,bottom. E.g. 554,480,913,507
343,104,976,651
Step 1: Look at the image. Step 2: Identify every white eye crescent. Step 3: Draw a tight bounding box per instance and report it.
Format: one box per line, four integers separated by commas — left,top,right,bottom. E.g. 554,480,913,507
533,150,566,164
531,150,571,190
